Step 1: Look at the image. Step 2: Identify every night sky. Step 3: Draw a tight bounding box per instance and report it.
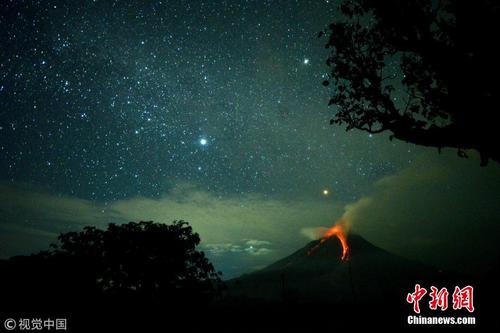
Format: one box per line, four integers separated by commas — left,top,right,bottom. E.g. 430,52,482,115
1,0,499,278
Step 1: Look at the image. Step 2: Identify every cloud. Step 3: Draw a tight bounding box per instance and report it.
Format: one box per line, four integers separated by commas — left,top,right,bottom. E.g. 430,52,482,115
203,243,243,255
0,183,117,257
0,184,116,229
300,197,374,240
247,247,272,256
344,152,500,275
300,226,328,240
0,182,345,277
244,239,271,247
204,239,273,260
107,187,344,249
1,150,498,277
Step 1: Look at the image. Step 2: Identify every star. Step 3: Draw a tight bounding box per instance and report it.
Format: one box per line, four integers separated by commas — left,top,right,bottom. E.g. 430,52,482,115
199,138,208,146
322,189,329,196
303,58,309,64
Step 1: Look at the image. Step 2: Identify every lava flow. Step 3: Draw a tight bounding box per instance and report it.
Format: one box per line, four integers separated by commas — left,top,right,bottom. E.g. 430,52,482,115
307,222,350,261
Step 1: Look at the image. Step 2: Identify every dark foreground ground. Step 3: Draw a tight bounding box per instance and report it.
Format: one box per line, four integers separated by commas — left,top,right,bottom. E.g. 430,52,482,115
1,234,498,331
0,290,495,332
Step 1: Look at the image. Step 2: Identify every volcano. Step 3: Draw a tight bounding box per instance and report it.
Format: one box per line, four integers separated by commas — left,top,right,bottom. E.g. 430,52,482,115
225,234,445,304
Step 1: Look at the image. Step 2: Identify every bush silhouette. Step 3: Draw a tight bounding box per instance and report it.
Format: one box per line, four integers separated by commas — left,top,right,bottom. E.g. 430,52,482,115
0,221,223,313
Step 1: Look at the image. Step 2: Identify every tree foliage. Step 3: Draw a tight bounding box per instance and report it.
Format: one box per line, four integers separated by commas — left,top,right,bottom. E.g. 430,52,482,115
0,221,223,311
51,221,222,300
322,0,500,165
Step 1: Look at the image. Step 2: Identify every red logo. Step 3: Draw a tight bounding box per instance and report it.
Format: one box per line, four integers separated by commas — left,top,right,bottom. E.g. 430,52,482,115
452,286,474,313
406,285,474,313
406,284,427,314
429,286,449,311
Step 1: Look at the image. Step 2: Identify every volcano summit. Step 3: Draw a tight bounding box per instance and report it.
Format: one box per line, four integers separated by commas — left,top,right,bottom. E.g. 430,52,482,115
225,234,443,304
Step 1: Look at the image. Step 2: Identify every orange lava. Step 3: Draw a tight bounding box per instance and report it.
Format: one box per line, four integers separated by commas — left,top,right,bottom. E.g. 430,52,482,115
308,223,350,260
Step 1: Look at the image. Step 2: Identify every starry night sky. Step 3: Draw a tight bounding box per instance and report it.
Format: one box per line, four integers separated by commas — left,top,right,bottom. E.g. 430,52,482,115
1,0,499,278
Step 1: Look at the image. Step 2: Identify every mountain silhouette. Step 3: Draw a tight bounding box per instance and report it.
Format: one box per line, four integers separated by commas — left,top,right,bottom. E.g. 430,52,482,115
225,234,449,304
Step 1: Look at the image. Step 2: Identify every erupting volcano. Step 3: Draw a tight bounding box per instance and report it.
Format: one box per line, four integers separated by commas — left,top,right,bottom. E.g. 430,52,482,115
226,231,441,305
308,222,350,260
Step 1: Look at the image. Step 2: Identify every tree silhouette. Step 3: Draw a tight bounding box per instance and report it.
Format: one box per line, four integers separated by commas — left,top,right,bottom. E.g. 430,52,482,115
0,221,223,312
321,0,500,165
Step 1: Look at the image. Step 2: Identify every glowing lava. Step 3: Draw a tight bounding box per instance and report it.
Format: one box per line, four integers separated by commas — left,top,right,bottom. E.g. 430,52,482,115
308,222,350,261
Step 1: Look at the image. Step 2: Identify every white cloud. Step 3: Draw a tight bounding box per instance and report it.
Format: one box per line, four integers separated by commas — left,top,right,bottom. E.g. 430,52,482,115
244,239,272,247
247,247,272,256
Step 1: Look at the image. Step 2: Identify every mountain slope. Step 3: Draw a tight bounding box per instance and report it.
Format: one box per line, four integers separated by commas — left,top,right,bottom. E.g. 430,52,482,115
225,234,443,304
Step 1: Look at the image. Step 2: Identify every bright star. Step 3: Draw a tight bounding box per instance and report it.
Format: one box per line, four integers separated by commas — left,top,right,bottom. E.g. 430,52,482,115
303,58,309,64
322,189,329,195
199,138,208,146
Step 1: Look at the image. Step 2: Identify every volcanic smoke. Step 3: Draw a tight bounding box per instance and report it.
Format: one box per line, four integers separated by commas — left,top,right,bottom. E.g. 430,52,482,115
307,221,350,260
